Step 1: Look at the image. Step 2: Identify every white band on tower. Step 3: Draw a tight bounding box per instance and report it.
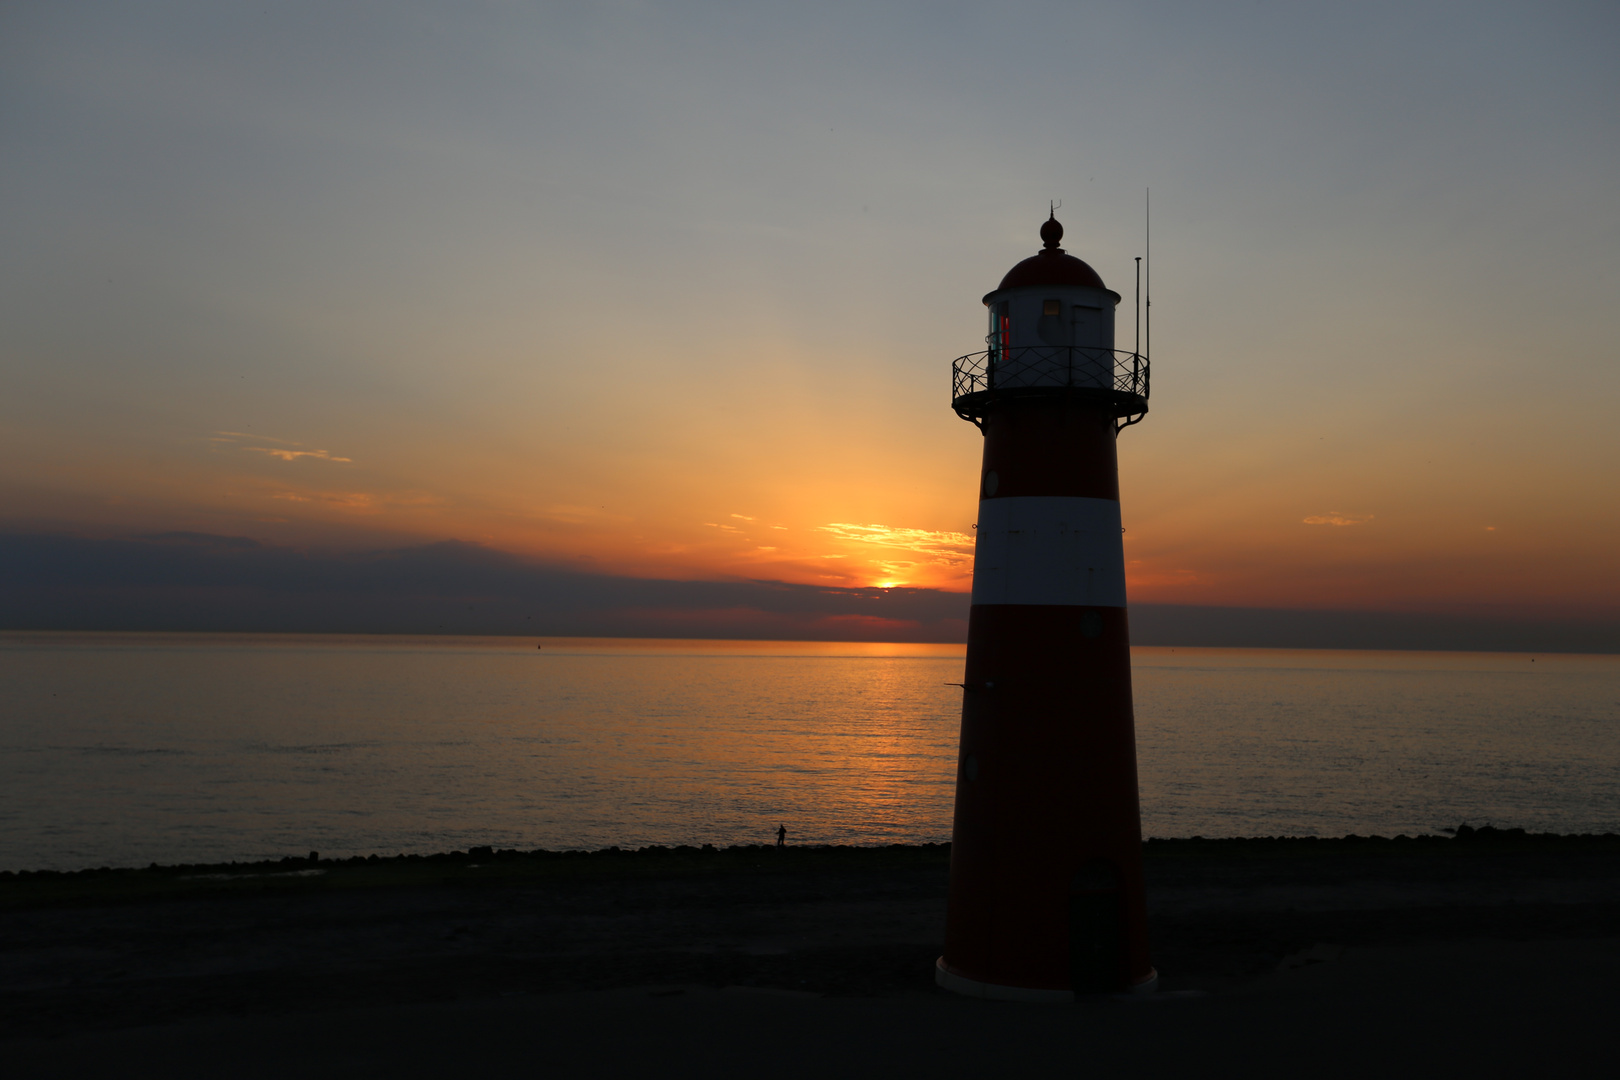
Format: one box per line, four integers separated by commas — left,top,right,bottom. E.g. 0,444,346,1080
970,495,1127,608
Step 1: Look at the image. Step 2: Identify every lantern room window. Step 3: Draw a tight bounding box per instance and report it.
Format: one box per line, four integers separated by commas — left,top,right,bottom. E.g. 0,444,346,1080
1037,298,1066,346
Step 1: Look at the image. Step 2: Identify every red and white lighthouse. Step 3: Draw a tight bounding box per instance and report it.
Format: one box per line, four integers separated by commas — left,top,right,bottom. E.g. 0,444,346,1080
936,211,1155,999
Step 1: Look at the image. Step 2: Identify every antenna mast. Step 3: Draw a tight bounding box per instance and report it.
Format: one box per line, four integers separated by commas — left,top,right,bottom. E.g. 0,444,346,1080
1145,188,1151,361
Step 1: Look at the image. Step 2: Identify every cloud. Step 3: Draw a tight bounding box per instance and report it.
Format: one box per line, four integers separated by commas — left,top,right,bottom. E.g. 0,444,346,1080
211,431,352,464
1302,512,1373,526
1,531,1611,651
0,531,970,642
312,492,374,508
246,447,353,463
817,523,977,565
268,489,434,511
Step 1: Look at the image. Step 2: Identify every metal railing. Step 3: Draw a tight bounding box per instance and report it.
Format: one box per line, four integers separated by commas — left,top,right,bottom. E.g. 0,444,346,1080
950,346,1150,429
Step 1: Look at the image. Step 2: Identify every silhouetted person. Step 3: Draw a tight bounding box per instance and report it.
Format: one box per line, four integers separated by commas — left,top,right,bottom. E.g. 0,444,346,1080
776,824,786,848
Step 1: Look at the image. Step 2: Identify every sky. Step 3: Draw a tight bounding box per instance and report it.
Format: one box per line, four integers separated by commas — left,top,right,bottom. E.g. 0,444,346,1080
3,1,1618,641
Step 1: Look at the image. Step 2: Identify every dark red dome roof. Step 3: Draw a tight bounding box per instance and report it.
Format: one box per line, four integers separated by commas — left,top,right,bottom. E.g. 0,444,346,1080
991,214,1108,292
996,249,1107,292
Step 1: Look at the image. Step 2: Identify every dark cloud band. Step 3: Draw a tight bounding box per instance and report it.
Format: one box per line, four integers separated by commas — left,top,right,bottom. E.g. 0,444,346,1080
1,532,1613,652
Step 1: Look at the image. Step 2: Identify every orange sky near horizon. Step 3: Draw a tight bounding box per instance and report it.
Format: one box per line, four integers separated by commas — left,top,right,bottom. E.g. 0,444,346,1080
11,316,1614,621
3,4,1617,623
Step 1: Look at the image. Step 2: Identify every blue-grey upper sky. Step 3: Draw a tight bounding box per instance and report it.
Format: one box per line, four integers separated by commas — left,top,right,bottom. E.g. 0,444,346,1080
3,1,1617,621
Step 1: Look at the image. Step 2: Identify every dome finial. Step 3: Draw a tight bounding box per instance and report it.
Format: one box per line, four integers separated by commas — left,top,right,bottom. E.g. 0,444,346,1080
1040,201,1063,250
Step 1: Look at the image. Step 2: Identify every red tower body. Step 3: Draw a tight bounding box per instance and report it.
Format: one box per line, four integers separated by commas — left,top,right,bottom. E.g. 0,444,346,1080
937,214,1155,999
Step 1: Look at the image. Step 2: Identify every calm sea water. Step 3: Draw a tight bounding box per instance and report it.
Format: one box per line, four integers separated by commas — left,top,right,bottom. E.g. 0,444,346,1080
1,632,1616,871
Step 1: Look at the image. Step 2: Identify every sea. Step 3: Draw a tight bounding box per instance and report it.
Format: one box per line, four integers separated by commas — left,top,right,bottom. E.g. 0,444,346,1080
2,632,1617,872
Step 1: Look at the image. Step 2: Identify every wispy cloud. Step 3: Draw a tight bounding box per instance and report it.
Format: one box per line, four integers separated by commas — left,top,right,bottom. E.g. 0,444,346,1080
247,447,353,463
273,490,373,507
1302,512,1373,526
212,431,352,464
268,488,440,511
818,523,977,565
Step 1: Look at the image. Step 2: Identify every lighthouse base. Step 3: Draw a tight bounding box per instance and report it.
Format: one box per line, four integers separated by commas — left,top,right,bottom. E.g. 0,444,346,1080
935,957,1159,1002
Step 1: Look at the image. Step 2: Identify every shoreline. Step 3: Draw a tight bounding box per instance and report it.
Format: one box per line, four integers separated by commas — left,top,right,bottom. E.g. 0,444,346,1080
5,824,1616,890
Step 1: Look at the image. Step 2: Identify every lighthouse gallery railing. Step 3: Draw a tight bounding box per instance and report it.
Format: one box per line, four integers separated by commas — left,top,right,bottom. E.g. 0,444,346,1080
950,346,1150,430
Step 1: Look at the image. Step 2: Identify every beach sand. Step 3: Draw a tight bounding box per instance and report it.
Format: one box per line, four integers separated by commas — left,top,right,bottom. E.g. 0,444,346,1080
3,834,1617,1075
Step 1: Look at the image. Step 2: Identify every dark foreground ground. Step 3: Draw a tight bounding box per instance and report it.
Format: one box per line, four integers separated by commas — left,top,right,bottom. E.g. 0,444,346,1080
4,829,1618,1076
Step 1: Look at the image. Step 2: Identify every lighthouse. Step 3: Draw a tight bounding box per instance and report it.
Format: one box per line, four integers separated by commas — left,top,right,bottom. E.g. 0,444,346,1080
936,211,1155,999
